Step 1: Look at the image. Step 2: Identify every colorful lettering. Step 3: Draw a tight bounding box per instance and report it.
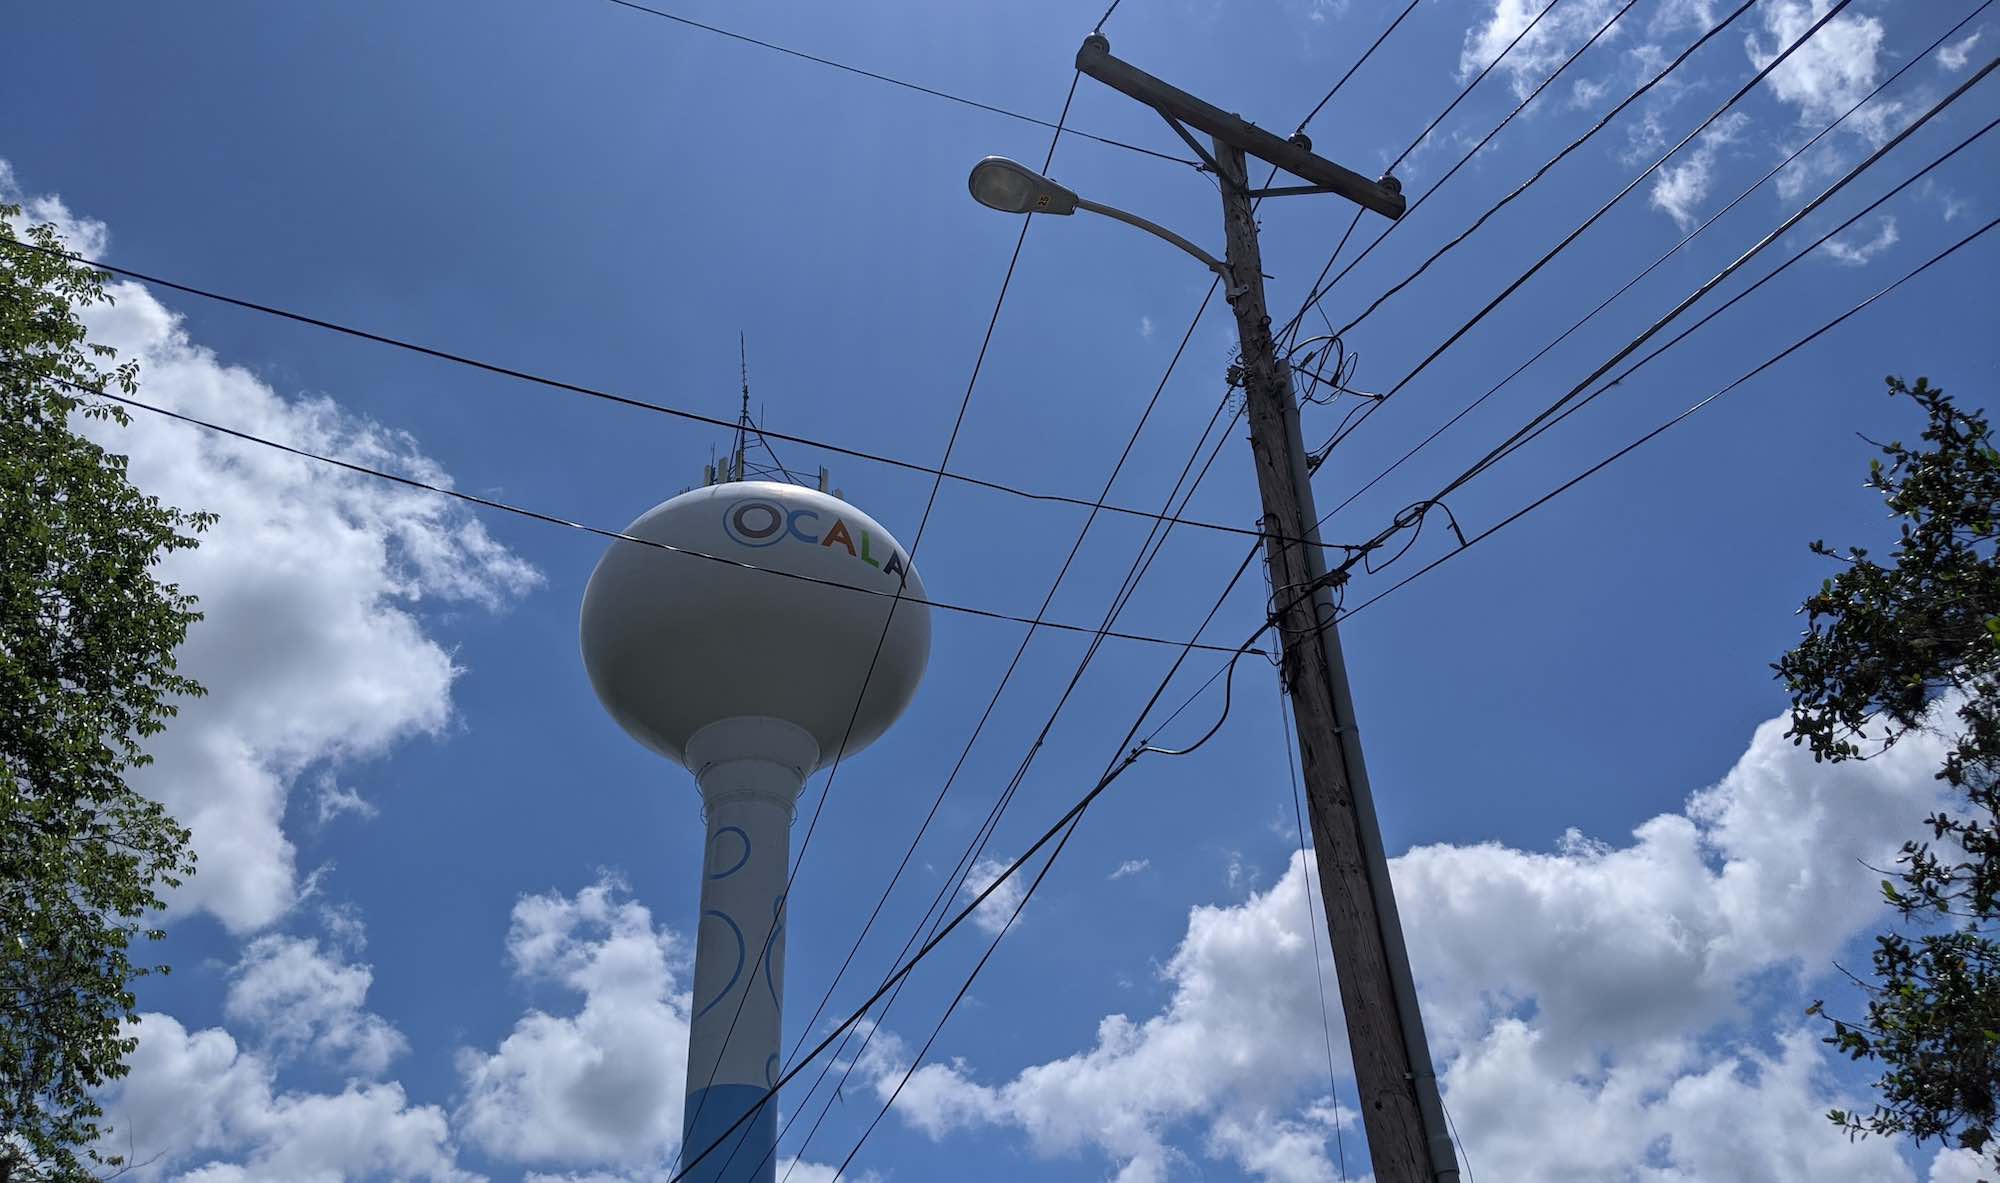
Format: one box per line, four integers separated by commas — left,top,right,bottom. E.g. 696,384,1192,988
859,530,880,568
787,508,821,543
821,519,856,556
883,552,906,581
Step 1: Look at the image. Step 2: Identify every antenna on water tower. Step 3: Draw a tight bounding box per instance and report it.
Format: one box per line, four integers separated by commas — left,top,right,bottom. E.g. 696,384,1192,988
579,346,930,1182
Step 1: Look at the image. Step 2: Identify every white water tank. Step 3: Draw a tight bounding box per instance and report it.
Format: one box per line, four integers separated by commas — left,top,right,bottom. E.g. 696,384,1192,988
580,480,931,771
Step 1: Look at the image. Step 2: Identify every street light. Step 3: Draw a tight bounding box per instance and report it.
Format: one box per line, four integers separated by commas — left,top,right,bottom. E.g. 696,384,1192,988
966,155,1231,280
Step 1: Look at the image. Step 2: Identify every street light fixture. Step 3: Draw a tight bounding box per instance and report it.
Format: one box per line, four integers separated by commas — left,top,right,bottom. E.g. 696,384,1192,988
966,155,1230,280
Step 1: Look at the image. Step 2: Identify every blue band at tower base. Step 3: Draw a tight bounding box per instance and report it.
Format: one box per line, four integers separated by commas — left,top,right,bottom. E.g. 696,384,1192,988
681,1083,777,1183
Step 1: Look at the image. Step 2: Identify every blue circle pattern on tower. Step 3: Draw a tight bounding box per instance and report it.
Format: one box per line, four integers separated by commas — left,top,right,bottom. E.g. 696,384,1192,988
693,910,745,1020
764,894,784,1007
708,825,751,879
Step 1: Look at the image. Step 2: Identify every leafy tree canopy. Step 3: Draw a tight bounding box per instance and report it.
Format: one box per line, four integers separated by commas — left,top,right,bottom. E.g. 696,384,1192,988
1784,376,2000,1161
1,212,210,1180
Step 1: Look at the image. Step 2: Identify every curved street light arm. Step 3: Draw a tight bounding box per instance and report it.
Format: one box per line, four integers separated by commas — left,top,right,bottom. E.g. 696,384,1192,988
1075,196,1232,280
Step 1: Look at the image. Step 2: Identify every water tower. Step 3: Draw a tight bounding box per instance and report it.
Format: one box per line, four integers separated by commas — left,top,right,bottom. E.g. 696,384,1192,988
579,400,930,1183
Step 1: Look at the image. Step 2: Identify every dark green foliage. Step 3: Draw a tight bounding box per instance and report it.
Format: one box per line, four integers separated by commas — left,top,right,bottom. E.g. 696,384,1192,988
1,212,210,1179
1783,377,2000,1162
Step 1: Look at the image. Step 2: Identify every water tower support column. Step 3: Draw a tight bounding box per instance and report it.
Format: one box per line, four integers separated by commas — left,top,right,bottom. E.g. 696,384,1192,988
679,717,817,1183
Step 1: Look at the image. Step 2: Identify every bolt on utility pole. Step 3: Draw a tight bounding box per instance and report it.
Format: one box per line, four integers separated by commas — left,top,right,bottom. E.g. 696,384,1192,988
1075,35,1458,1183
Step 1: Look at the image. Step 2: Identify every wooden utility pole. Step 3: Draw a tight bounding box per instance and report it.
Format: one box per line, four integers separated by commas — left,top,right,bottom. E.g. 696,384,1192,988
1076,35,1456,1183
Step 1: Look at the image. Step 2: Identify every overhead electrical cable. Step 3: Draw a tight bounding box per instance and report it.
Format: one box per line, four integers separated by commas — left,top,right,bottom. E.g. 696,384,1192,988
825,581,1265,1182
0,239,1328,543
1452,107,2000,492
25,376,1253,654
1333,212,2000,623
1336,0,1857,401
1314,0,1995,518
1294,0,1573,350
1275,76,2000,630
1281,0,1641,346
1327,0,1769,340
730,279,1234,1181
1403,55,1998,515
594,0,1195,165
1287,0,1574,344
0,239,1308,546
774,393,1250,1176
1293,0,1427,133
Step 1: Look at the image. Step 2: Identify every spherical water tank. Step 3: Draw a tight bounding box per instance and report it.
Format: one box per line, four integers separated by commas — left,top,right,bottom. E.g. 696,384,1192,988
580,482,931,771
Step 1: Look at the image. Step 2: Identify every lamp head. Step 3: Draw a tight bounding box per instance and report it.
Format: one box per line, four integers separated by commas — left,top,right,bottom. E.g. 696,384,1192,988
967,156,1079,215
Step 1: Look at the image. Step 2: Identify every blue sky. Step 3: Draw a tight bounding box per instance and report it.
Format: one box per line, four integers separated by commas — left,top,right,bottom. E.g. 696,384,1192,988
6,0,1997,1179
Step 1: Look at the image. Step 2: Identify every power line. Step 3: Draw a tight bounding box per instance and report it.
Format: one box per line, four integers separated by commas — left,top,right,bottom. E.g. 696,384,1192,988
1387,0,1566,177
746,281,1234,1181
775,377,1249,1176
1294,0,1427,134
1408,55,1998,515
1336,211,2000,623
1342,0,1858,397
823,573,1265,1182
31,374,1255,655
1329,0,1766,341
1281,0,1641,346
1315,0,1995,521
1234,60,2000,713
1456,113,1999,494
593,0,1195,166
0,238,1308,547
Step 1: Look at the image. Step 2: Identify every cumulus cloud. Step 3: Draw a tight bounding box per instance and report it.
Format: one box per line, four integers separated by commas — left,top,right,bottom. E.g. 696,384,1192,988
101,1013,471,1181
1749,0,1886,127
1,164,541,934
455,879,694,1168
1649,111,1750,229
961,856,1028,935
1938,30,1983,72
860,709,1955,1180
1819,214,1899,266
224,934,408,1076
1459,0,1629,100
1746,0,1908,207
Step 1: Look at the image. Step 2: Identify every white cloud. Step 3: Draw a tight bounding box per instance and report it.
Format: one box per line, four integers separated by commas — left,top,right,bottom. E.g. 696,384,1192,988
962,856,1028,935
1,164,541,934
455,878,694,1168
1460,0,1629,100
1938,30,1983,71
1649,111,1750,229
1109,858,1151,881
223,933,407,1077
1749,1,1885,124
1930,1147,1996,1182
101,1013,473,1182
1820,214,1899,266
312,773,380,825
1138,315,1154,339
861,709,1956,1180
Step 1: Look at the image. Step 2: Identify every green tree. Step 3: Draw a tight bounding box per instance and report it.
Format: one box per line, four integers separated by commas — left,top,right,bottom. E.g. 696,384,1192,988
1,212,210,1179
1784,377,2000,1162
